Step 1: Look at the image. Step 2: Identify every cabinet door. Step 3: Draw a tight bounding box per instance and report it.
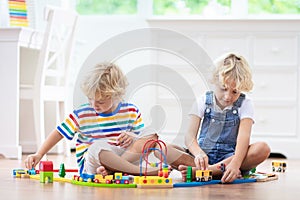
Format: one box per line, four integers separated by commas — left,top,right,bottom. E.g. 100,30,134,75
252,103,297,137
251,34,300,158
253,35,298,66
204,34,249,60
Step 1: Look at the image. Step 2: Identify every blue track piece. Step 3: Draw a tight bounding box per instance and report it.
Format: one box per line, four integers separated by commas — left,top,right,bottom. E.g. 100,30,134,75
173,178,256,187
173,180,220,187
230,178,257,184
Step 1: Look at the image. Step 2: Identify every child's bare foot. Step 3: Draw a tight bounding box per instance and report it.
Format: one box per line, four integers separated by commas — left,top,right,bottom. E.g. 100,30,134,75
96,166,110,176
178,165,196,182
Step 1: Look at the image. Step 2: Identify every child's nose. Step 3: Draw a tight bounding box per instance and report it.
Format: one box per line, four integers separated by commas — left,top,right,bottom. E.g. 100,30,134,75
224,91,232,100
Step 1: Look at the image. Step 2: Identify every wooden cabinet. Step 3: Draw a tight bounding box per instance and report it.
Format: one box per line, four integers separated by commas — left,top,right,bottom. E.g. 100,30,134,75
147,19,300,158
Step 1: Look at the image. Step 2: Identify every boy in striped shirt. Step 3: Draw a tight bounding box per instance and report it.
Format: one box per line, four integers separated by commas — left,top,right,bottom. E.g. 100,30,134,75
25,62,159,175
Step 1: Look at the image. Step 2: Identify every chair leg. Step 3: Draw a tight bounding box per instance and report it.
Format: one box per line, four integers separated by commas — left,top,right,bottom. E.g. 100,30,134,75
58,101,71,156
33,98,46,150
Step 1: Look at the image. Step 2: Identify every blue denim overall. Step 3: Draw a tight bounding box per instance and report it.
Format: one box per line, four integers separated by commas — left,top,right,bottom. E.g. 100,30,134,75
198,91,245,165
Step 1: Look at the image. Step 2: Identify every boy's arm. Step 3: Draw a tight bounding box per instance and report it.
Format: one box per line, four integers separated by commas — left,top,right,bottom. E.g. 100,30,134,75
36,129,64,156
25,129,63,169
221,118,253,182
185,115,201,154
185,115,208,169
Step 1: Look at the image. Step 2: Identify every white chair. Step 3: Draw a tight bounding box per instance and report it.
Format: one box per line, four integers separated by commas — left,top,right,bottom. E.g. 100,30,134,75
20,6,78,153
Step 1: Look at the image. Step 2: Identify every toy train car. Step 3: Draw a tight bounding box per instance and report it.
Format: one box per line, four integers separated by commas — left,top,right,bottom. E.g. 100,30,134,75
73,172,134,184
13,168,37,178
272,161,287,172
195,169,212,182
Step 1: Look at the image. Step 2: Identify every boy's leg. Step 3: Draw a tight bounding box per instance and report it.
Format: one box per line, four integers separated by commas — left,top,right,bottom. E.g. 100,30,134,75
210,142,270,173
99,150,159,176
178,141,270,181
154,143,195,169
120,134,159,163
121,135,195,169
84,141,108,174
240,141,270,170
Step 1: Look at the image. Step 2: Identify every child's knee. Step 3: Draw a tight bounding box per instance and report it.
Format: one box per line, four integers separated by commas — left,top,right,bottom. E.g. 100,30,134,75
130,134,159,153
258,142,271,156
152,143,171,158
251,142,271,159
261,142,271,157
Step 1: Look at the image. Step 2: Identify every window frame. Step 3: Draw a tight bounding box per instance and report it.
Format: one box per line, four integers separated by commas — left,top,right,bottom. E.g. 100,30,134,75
72,0,300,19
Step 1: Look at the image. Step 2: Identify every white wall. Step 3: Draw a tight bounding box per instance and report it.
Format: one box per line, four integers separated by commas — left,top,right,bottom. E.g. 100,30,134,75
20,14,155,152
20,3,300,159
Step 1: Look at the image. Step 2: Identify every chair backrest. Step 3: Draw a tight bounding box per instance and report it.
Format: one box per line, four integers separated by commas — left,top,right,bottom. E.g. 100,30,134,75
34,6,78,97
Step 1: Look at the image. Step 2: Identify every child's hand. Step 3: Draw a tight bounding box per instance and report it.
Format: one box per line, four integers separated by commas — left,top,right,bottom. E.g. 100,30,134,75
117,132,134,148
24,153,43,169
194,153,209,170
221,162,241,183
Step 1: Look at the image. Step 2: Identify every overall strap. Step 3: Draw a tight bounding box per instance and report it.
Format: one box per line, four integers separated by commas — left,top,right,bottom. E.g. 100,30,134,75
233,93,246,108
205,91,214,105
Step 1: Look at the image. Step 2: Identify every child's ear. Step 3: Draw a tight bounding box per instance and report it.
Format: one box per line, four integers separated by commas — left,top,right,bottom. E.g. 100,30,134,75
113,96,122,102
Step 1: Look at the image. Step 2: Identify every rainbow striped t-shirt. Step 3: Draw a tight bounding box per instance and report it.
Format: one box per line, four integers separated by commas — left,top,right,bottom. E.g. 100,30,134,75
56,102,144,173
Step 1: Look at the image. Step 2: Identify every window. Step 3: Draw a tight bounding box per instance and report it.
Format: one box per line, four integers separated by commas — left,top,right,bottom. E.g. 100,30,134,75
75,0,300,17
249,0,300,14
76,0,137,15
153,0,231,16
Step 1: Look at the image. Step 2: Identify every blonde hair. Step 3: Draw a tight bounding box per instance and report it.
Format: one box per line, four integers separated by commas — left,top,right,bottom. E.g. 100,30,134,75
212,53,253,92
81,62,128,99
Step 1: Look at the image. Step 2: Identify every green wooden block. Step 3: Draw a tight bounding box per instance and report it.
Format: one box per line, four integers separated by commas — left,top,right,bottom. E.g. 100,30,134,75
186,166,193,182
40,171,53,183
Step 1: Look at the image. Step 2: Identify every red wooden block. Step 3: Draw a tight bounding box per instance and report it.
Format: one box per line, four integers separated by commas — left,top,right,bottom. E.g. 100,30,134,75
39,161,53,172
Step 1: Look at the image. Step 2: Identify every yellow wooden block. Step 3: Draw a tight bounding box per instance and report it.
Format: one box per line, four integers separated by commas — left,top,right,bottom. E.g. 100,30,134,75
134,176,173,188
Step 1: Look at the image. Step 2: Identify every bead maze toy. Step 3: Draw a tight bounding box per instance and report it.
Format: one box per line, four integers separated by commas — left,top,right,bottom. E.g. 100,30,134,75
134,139,173,188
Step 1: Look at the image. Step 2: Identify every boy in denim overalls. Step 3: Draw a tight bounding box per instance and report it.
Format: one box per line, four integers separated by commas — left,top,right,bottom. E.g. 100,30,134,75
177,53,270,183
